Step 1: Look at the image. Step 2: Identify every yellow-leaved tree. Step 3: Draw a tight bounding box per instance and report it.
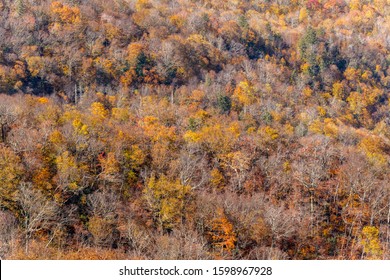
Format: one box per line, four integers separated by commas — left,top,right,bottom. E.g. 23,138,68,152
143,175,192,231
0,146,23,212
50,1,81,25
232,80,257,113
55,151,83,194
360,226,383,259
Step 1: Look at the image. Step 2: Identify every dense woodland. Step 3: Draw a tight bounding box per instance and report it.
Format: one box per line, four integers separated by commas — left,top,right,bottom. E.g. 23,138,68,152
0,0,389,260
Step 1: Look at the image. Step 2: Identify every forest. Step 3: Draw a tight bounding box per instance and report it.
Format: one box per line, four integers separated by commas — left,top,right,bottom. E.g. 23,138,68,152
0,0,389,260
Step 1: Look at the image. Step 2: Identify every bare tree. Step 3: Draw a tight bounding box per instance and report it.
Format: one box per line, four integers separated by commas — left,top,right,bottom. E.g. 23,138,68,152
264,203,298,249
125,220,154,258
169,146,209,190
293,135,335,235
0,97,17,143
18,183,58,254
0,210,18,259
87,190,120,248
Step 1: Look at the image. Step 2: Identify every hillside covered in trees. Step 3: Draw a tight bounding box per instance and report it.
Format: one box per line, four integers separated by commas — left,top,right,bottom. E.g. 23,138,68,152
0,0,389,259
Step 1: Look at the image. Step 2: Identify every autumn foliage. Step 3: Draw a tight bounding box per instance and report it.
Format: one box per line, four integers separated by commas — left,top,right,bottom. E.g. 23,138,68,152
0,0,389,260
